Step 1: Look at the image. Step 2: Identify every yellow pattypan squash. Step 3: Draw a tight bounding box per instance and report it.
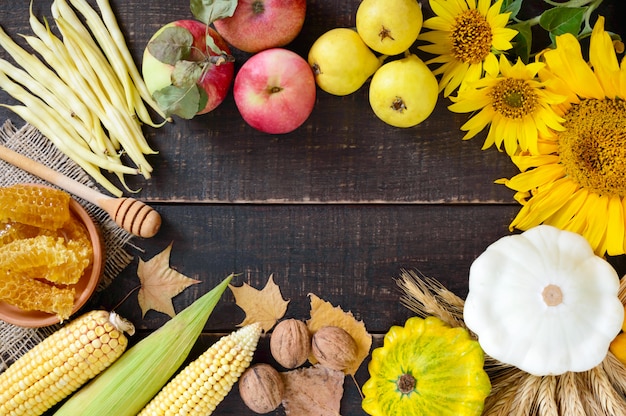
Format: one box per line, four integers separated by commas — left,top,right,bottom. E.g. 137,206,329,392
361,316,491,416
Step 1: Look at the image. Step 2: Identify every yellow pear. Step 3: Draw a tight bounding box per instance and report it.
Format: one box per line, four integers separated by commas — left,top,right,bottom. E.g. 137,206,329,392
308,28,385,96
356,0,423,56
369,54,438,128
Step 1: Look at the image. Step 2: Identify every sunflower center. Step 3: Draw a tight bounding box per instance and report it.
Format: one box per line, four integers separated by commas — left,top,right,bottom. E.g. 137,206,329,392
489,78,538,119
396,373,416,395
450,9,493,64
558,98,626,197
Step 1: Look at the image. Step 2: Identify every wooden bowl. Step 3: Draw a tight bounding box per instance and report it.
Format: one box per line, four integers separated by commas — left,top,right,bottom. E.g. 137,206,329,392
0,192,104,327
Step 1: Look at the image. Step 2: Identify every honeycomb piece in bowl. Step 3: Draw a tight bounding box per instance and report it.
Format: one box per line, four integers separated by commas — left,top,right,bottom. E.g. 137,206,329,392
0,234,91,285
0,184,70,230
0,271,75,321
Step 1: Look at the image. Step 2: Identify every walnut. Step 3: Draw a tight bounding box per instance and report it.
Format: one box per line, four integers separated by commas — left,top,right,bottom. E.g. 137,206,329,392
270,318,311,369
239,363,285,414
311,326,358,371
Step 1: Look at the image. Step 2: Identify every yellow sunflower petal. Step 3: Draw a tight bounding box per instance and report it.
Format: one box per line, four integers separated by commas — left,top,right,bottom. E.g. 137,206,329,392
579,193,609,254
589,16,620,98
478,0,492,16
520,116,540,155
428,0,463,22
510,154,559,172
510,178,579,230
544,186,588,229
483,53,500,77
543,33,604,99
563,190,592,236
449,91,493,113
604,195,625,256
504,164,566,191
502,119,522,155
460,107,494,134
443,63,470,96
418,30,451,45
422,16,456,31
488,13,510,30
491,28,517,50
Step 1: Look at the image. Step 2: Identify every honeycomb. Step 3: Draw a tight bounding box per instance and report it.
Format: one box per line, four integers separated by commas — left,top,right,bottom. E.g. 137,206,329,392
0,221,40,245
0,185,94,318
0,184,71,230
0,235,91,285
0,270,75,320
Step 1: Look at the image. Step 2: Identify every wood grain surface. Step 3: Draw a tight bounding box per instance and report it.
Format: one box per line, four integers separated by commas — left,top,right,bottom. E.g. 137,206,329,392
1,0,625,414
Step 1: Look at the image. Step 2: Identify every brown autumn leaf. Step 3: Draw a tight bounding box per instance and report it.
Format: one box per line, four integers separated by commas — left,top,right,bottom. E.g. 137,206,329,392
229,274,289,331
281,364,344,416
306,293,372,375
137,242,200,317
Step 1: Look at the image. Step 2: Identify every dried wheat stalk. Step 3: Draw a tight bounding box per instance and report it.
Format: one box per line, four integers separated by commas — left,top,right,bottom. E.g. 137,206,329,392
395,270,626,416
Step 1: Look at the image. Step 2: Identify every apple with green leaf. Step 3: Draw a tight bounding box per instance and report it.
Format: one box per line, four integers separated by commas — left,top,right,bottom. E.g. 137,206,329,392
233,48,316,134
142,20,234,119
213,0,306,53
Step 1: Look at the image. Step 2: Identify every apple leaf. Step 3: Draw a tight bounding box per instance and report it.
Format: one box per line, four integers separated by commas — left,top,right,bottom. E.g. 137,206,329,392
190,0,238,25
171,60,204,88
306,293,372,376
152,84,206,119
136,243,201,317
281,364,344,416
229,274,290,332
148,26,193,65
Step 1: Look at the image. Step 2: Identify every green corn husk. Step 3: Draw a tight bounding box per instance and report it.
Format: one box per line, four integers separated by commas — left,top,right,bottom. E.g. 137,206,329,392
54,274,233,416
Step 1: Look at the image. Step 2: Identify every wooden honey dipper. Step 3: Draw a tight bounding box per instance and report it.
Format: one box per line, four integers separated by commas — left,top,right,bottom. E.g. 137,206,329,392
0,144,161,238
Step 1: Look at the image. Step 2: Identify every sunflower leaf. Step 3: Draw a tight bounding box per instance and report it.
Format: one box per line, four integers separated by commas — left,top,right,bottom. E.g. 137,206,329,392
502,0,523,20
539,7,586,38
509,21,532,63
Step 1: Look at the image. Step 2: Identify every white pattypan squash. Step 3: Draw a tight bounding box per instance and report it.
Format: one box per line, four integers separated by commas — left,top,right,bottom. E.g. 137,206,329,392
463,225,623,376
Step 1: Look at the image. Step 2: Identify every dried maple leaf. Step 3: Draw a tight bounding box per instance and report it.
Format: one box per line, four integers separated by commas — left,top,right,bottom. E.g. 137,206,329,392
306,294,372,375
137,242,200,318
281,364,343,416
229,274,289,332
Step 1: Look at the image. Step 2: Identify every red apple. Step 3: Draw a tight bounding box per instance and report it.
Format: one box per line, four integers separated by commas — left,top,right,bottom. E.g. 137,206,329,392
142,20,234,119
233,48,316,134
213,0,306,53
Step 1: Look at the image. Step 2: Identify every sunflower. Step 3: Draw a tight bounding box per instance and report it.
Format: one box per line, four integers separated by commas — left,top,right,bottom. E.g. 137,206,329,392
418,0,518,97
448,54,567,155
497,16,626,256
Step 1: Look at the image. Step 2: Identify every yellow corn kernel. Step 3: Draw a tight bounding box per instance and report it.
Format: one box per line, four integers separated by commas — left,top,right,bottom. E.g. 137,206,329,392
0,184,71,230
0,310,134,416
138,323,262,416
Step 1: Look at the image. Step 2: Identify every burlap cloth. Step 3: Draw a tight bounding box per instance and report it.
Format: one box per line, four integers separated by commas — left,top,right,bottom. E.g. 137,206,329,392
0,120,135,371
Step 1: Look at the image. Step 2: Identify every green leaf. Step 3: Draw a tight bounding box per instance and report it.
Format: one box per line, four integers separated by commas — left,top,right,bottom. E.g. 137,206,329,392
205,35,223,55
539,7,586,38
171,60,204,88
153,84,202,119
147,26,193,65
509,21,532,63
501,0,523,20
191,0,238,25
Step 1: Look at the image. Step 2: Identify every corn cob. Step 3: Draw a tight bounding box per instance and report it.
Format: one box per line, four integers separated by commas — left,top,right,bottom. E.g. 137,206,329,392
0,309,135,416
139,322,262,416
54,275,233,416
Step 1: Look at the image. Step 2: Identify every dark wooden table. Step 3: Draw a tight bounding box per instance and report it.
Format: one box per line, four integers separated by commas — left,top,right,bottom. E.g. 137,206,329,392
1,0,625,414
